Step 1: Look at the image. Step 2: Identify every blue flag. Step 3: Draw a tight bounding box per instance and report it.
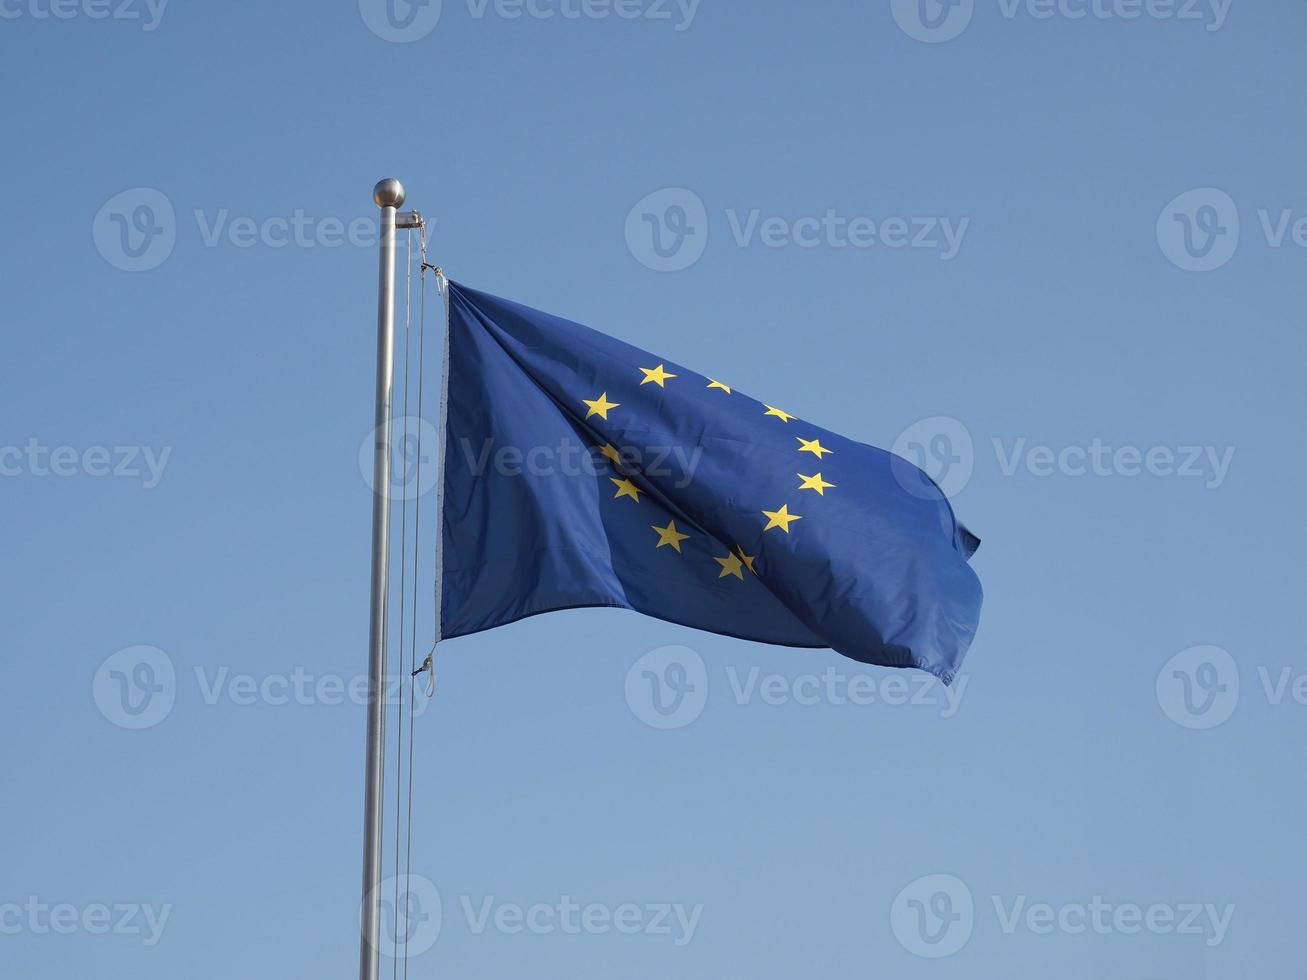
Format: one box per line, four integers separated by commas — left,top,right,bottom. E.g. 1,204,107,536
437,282,982,684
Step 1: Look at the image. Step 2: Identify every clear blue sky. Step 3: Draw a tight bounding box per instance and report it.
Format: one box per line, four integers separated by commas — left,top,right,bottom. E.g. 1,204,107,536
4,1,1306,977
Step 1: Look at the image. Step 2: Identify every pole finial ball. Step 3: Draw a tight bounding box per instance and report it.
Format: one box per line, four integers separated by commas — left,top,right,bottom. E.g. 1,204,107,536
373,179,407,209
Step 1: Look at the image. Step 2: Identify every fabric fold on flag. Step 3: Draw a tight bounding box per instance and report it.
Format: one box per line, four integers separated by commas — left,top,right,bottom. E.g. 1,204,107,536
438,281,983,684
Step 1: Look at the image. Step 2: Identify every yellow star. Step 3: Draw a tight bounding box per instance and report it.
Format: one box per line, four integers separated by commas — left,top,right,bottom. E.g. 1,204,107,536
797,472,836,495
762,504,802,533
764,405,795,423
598,443,622,465
714,551,745,580
796,437,832,459
584,392,620,420
707,379,732,394
736,547,757,574
611,477,643,502
640,364,677,387
651,520,691,553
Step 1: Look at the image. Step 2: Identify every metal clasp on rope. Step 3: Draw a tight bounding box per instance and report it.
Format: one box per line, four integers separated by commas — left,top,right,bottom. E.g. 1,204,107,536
411,647,436,698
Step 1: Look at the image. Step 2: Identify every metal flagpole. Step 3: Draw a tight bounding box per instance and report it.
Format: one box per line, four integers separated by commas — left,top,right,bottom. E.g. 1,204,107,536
359,178,423,980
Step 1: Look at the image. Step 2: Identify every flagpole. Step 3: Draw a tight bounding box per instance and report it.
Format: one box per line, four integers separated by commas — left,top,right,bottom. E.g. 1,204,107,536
358,177,406,980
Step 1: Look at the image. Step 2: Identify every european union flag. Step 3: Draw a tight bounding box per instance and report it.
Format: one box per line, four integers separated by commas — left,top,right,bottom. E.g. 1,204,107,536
438,283,982,684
